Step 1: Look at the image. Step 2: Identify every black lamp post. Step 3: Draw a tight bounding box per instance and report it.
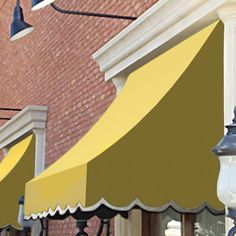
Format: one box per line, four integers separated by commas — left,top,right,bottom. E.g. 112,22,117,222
76,221,88,236
76,219,111,236
212,106,236,236
18,196,35,236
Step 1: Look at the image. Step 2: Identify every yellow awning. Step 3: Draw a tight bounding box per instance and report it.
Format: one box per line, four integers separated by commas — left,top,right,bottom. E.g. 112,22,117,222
0,135,35,229
25,21,224,219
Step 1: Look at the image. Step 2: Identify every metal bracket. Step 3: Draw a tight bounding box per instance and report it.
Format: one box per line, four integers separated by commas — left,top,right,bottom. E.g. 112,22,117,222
0,107,22,120
97,219,110,236
0,107,21,111
0,118,11,120
228,223,236,236
23,227,31,236
228,226,236,236
39,219,49,236
76,220,88,236
51,3,137,20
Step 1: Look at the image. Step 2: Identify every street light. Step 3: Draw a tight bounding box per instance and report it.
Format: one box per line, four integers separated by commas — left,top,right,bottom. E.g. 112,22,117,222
18,196,34,236
212,106,236,236
9,0,136,41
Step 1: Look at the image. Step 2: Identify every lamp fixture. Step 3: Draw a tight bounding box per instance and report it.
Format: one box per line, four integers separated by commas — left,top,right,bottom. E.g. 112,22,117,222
9,0,136,41
10,0,34,41
31,0,55,11
18,196,34,236
212,106,236,236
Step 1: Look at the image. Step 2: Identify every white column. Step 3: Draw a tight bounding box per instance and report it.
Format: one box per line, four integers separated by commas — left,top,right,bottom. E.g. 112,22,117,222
218,3,236,126
115,209,142,236
0,230,7,236
218,3,236,233
31,129,46,236
33,129,46,176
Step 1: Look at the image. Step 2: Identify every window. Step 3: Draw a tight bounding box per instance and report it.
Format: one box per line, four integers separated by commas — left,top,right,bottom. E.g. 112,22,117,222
142,208,225,236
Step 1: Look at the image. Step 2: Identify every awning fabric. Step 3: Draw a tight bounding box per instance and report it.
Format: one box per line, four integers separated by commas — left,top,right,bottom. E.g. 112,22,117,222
25,21,224,220
0,135,35,229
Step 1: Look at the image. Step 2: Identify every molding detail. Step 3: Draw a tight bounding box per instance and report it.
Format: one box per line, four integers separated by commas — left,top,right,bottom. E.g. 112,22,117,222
93,0,229,81
0,105,48,149
112,77,128,95
0,106,47,235
218,2,236,21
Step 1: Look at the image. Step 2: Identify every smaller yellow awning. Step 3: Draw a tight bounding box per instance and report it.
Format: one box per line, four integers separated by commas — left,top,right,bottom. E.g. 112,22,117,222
25,21,224,220
0,135,35,229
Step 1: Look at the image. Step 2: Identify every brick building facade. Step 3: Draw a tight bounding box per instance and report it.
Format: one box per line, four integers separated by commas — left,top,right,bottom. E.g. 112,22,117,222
0,0,158,235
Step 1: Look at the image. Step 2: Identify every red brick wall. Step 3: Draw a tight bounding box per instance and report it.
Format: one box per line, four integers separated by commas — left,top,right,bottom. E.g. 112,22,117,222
0,0,158,235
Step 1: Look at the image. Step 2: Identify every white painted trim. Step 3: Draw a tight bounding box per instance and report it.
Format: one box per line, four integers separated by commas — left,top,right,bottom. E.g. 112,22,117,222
0,106,48,235
0,105,48,149
93,0,231,81
33,129,46,176
112,77,128,95
25,198,223,220
0,105,48,175
217,3,236,126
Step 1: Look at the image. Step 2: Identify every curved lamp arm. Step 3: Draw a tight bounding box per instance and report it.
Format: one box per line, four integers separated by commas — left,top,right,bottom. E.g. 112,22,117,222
228,228,236,236
228,222,236,236
96,219,110,236
227,209,236,236
51,3,137,20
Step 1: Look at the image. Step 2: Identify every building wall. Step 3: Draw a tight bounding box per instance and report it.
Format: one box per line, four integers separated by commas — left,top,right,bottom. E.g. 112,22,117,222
0,0,158,235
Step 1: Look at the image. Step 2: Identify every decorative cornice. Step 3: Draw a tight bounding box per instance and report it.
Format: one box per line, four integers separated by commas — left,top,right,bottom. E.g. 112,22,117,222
112,77,127,95
0,105,48,149
93,0,228,81
218,2,236,21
